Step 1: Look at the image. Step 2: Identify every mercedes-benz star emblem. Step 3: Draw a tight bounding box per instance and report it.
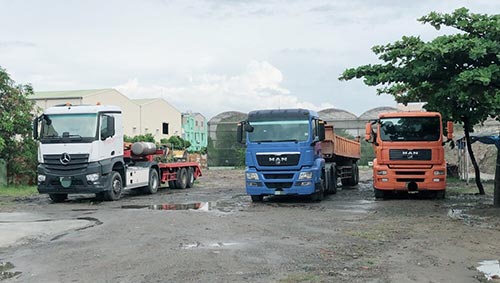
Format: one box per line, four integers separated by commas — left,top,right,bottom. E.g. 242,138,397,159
60,153,71,165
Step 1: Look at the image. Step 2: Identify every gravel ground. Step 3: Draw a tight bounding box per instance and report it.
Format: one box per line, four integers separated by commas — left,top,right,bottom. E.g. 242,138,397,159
1,168,499,282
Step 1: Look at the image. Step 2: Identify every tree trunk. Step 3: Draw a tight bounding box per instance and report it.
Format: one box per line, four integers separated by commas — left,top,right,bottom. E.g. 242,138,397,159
494,146,500,207
463,121,485,195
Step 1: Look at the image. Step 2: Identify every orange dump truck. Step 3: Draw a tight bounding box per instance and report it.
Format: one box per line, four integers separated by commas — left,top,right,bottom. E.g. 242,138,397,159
320,124,361,194
365,111,453,198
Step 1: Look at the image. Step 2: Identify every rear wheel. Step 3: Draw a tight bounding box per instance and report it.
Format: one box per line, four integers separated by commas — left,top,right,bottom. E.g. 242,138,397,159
330,166,338,194
186,167,195,188
103,171,123,201
168,180,177,189
251,195,263,202
175,168,188,189
143,168,159,194
49,193,67,203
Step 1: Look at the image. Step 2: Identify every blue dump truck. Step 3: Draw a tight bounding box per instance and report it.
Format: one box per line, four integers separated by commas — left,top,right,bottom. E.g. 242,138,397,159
237,109,361,201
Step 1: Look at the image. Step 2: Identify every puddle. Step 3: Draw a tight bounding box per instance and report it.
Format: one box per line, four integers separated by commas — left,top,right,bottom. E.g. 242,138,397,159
477,260,500,280
336,200,377,214
0,262,21,280
122,201,239,213
180,241,240,249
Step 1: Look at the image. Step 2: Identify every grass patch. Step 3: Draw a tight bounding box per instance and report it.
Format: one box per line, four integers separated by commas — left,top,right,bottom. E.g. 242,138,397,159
279,273,320,283
0,185,38,197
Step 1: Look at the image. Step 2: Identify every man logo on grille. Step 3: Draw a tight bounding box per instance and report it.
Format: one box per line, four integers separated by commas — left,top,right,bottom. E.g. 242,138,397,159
269,156,287,165
60,153,71,165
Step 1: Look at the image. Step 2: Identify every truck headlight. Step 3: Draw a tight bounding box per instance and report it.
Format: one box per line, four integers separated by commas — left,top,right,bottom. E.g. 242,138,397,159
298,172,313,180
37,175,46,182
86,173,100,182
377,170,387,175
434,170,445,176
246,173,259,180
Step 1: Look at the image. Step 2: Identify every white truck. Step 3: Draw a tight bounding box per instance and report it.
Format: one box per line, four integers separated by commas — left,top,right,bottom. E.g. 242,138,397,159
33,103,201,202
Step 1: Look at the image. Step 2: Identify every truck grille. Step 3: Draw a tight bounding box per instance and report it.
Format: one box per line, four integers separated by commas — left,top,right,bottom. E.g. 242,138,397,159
265,182,293,189
256,153,300,166
263,173,294,179
389,149,431,161
43,154,90,171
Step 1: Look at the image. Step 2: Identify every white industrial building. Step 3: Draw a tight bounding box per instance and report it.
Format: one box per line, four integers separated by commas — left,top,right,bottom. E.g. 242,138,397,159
29,89,182,141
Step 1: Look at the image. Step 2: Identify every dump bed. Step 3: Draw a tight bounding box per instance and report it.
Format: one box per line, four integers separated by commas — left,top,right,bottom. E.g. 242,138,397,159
321,125,361,160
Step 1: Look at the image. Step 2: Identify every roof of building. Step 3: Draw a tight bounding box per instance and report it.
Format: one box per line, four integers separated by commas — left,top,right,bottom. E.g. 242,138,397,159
30,89,113,99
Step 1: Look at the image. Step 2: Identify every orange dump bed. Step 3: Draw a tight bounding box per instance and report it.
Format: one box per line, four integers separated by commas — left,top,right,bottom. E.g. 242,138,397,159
321,125,361,160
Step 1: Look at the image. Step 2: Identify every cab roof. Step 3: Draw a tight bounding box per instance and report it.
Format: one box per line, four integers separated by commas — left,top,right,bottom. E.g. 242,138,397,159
44,104,122,115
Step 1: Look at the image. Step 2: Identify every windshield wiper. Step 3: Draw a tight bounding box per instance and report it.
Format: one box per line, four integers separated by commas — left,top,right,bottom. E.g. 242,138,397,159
277,139,299,142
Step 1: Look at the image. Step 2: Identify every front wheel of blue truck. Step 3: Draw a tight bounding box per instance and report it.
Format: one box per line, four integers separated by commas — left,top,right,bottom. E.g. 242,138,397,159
251,195,264,202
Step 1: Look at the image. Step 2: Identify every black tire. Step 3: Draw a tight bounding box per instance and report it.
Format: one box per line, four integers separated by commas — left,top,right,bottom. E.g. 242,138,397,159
168,180,177,189
374,188,385,199
49,193,67,203
186,167,195,188
251,195,264,202
103,171,123,201
175,168,188,189
435,190,446,199
143,168,159,194
350,162,359,186
330,166,338,194
311,183,324,201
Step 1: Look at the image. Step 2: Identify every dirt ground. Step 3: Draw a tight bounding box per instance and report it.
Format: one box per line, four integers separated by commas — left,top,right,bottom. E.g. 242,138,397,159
1,168,500,282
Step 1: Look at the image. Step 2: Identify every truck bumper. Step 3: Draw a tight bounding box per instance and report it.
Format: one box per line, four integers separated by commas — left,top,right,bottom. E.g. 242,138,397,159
373,164,446,191
245,170,320,196
37,162,111,194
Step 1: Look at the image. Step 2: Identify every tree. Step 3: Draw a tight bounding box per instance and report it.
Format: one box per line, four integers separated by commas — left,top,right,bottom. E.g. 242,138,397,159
340,8,499,195
0,67,37,185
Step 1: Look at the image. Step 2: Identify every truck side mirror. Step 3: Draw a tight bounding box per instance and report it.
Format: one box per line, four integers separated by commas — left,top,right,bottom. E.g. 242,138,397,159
446,121,454,140
365,122,372,143
33,118,39,140
101,115,115,140
237,122,244,144
318,121,325,141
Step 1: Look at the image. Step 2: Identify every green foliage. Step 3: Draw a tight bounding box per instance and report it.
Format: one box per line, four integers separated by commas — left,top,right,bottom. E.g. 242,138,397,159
340,8,499,194
340,8,499,131
164,136,191,150
0,67,37,185
124,133,156,143
0,185,38,197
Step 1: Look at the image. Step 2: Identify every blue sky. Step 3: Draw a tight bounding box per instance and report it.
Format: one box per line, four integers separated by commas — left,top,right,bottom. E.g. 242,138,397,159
0,0,497,119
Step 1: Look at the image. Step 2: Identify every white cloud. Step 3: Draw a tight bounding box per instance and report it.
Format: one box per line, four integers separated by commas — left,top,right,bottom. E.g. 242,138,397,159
115,60,334,119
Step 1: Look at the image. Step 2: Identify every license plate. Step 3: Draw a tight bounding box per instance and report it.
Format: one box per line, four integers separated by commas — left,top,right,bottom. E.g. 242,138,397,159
275,191,285,195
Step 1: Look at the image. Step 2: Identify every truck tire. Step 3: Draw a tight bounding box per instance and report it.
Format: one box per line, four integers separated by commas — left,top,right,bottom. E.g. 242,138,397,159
311,183,324,201
103,171,123,201
342,162,359,187
330,166,337,194
435,190,446,199
49,193,67,203
143,168,159,194
251,195,263,202
374,188,385,199
186,167,195,188
175,168,188,189
168,180,177,189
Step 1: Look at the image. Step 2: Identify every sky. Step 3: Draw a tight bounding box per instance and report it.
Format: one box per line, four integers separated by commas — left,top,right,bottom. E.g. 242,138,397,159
0,0,498,119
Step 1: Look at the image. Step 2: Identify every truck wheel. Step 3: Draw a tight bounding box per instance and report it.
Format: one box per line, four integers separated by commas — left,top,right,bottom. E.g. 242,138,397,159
186,167,195,188
104,171,123,201
168,180,177,189
175,168,188,189
251,195,263,202
330,166,337,194
374,188,385,199
49,193,67,203
435,190,446,199
351,162,359,186
143,168,159,194
311,183,324,201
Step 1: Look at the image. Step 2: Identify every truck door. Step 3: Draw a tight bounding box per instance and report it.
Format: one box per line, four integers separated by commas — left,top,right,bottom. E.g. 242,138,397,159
99,113,121,161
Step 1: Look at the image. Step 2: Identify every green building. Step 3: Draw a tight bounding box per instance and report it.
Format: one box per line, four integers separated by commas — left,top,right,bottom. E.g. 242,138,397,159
182,112,208,151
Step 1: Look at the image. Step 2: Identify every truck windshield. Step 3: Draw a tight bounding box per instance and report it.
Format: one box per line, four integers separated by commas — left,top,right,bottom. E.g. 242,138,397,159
379,117,441,142
40,114,98,143
248,120,310,142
